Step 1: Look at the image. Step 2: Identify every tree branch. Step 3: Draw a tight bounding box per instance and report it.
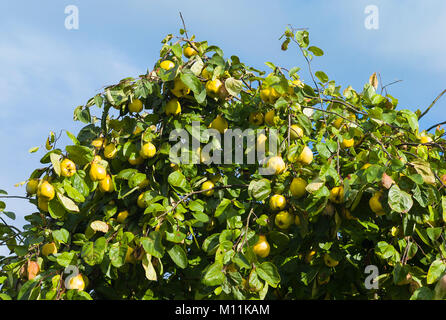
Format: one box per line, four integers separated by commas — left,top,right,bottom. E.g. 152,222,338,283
179,12,189,39
426,120,446,132
419,88,446,120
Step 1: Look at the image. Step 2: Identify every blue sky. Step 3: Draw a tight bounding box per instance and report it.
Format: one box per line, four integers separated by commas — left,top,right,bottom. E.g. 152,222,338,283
1,0,445,255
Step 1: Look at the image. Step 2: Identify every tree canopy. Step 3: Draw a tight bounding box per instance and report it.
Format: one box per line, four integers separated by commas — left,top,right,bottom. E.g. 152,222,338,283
1,26,446,300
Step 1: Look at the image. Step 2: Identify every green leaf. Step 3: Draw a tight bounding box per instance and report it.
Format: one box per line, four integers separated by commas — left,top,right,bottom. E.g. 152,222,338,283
67,290,93,300
73,106,91,124
109,242,127,268
415,226,431,246
315,71,329,83
255,262,281,288
288,67,301,77
224,77,243,96
375,241,398,260
165,230,186,243
232,252,250,269
117,169,139,180
189,199,205,212
167,245,188,269
168,171,191,193
215,199,232,217
141,231,165,259
0,293,12,300
388,185,413,213
65,145,94,166
77,124,101,145
202,262,225,286
365,165,385,184
52,228,69,244
392,263,409,285
248,269,263,292
81,237,107,266
248,179,271,201
144,203,165,215
192,211,209,222
57,251,76,267
427,260,446,284
426,227,442,243
308,46,324,56
17,280,38,300
48,198,66,220
128,172,147,189
202,233,220,255
94,94,103,108
63,180,85,203
400,109,419,131
2,211,15,220
316,143,332,158
295,30,309,48
72,173,90,197
170,43,182,59
411,287,434,300
180,72,203,95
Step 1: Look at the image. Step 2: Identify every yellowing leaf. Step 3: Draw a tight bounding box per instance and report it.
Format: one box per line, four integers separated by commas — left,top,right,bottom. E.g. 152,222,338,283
90,220,109,233
369,72,378,90
57,192,80,213
306,178,324,193
190,58,204,76
14,181,26,187
50,153,62,177
142,253,157,281
411,159,436,185
381,172,395,189
224,77,243,96
45,137,52,150
28,146,39,153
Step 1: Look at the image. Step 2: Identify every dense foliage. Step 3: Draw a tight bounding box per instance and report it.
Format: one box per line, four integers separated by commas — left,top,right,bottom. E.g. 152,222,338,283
1,26,446,300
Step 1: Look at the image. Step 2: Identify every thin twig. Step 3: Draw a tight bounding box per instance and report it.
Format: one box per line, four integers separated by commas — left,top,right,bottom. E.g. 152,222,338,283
322,98,367,116
179,12,189,39
294,105,364,130
238,207,254,252
370,133,393,160
381,79,403,94
0,195,31,200
287,107,291,147
427,120,446,132
378,72,386,96
419,88,446,120
434,172,446,188
0,216,24,237
336,140,341,180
